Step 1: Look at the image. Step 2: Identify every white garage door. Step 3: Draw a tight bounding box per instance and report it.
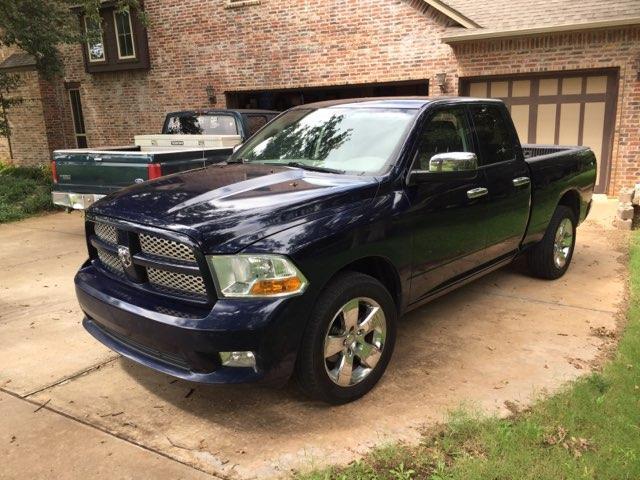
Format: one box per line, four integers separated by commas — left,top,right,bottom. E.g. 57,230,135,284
462,70,618,193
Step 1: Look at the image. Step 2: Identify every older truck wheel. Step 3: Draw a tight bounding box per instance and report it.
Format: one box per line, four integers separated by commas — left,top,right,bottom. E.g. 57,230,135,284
295,272,397,404
527,205,577,280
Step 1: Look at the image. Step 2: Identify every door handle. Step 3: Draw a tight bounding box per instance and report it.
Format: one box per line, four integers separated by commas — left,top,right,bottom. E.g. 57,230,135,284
512,176,530,187
467,187,488,199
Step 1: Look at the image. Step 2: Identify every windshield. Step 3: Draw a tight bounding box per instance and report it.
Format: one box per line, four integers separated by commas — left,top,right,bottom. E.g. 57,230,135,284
232,107,417,174
164,114,239,135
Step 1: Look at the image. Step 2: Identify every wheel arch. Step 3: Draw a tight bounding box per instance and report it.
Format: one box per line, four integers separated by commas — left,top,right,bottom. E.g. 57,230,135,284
333,256,403,313
558,189,581,222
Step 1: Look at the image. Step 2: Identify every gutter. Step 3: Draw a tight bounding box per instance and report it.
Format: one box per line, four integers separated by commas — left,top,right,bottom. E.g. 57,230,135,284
442,16,640,43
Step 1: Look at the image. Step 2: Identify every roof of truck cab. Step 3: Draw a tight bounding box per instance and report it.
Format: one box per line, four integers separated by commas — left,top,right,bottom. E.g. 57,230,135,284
291,96,504,110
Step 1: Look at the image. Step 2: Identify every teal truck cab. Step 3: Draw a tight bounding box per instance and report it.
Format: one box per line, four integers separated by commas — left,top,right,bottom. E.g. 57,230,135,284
52,109,277,210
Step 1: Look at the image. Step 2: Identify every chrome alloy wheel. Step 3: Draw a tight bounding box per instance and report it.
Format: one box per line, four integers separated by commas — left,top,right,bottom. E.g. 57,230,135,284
323,297,387,387
553,218,574,268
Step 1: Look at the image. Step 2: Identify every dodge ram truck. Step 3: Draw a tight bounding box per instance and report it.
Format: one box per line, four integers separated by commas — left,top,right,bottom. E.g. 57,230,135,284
75,97,596,404
52,109,277,209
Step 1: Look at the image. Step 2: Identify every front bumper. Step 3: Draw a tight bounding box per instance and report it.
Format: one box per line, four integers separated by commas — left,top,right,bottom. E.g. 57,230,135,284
76,264,306,384
52,191,105,210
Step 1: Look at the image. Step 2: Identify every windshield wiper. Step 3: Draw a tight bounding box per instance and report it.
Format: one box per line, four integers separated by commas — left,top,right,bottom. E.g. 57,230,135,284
280,161,345,174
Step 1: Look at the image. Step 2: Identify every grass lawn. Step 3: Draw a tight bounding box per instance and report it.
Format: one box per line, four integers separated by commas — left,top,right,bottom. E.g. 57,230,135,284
299,232,640,480
0,162,58,223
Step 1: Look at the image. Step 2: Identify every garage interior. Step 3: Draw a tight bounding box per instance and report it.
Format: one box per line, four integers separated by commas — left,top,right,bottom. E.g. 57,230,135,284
226,79,429,111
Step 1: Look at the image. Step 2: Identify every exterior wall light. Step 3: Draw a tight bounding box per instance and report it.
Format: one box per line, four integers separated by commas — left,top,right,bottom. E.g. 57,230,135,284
435,72,447,93
205,85,216,104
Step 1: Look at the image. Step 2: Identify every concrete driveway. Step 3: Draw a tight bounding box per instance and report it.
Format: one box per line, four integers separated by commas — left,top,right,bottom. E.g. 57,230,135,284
0,198,627,479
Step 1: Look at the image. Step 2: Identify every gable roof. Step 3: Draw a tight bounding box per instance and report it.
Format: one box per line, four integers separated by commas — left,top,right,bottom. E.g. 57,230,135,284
0,53,36,72
432,0,640,42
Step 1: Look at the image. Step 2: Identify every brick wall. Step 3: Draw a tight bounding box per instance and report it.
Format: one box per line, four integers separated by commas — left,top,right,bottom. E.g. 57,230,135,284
3,70,51,165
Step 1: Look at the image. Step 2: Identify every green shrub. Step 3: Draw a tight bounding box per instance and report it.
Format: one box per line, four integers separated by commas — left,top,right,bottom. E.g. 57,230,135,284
0,162,57,223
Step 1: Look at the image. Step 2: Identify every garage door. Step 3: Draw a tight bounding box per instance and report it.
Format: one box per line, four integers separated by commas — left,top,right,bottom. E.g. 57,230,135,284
226,79,428,112
462,70,618,193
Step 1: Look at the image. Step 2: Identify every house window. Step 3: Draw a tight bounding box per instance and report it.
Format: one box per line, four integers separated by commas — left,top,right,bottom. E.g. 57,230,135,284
69,89,88,148
84,17,105,62
113,9,136,59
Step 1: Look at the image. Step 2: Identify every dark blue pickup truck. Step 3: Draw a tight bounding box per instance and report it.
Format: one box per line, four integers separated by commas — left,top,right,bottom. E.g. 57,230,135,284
75,97,596,403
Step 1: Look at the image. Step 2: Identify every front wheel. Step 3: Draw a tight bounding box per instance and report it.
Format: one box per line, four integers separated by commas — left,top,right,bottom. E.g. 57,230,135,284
295,272,397,404
527,205,577,279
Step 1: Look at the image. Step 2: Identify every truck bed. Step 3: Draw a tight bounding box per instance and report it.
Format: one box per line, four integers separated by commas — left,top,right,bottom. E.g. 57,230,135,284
522,143,596,247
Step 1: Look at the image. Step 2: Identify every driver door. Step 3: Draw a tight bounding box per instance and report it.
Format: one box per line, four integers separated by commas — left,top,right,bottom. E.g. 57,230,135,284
406,105,490,304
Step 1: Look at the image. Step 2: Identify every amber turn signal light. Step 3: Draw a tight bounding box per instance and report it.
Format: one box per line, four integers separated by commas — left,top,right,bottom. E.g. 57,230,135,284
249,276,303,296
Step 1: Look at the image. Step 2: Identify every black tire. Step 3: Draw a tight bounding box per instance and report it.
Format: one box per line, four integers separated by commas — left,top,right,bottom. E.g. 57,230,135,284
527,205,577,279
295,272,397,404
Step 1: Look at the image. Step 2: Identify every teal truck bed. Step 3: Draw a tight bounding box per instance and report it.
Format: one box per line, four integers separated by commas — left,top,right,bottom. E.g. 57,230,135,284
52,109,277,209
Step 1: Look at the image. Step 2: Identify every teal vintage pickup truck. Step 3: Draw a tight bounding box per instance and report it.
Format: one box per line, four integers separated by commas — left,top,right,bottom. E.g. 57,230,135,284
52,109,277,210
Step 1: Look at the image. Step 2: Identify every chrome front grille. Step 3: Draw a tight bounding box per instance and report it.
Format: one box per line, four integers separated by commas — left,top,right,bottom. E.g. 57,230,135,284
139,233,196,262
89,219,209,301
94,222,118,245
147,267,206,297
97,249,124,275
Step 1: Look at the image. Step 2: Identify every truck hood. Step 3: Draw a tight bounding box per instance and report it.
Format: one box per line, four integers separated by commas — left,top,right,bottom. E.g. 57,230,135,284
89,163,379,253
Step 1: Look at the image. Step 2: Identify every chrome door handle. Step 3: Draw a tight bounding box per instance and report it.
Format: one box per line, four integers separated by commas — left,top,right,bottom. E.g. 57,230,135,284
512,176,530,187
467,187,488,199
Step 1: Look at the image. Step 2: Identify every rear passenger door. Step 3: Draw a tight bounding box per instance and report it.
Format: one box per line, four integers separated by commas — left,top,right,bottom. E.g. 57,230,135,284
468,103,531,262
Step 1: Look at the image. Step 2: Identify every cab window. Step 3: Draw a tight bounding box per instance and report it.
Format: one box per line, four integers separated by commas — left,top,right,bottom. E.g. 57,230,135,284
413,107,473,171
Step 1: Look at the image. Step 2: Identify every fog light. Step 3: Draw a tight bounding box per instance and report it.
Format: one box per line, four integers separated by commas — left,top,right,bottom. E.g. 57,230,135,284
219,351,256,368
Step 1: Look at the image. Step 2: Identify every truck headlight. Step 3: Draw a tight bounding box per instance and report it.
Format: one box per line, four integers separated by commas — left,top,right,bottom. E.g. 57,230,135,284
207,254,308,298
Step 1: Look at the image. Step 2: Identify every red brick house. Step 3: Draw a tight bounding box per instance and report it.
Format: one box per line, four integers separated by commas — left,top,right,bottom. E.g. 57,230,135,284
1,0,639,194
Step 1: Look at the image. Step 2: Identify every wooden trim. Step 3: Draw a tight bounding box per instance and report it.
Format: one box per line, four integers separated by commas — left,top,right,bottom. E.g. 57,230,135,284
442,16,640,43
422,0,480,28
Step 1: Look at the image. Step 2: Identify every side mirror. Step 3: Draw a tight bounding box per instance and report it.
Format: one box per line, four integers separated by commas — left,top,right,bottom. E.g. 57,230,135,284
428,152,478,173
408,152,478,185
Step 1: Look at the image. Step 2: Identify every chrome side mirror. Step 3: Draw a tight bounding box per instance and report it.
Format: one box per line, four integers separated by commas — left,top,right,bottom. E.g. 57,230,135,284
428,152,478,173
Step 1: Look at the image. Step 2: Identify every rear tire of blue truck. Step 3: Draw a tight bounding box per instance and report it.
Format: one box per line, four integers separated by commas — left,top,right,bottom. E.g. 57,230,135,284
527,205,577,280
295,272,397,404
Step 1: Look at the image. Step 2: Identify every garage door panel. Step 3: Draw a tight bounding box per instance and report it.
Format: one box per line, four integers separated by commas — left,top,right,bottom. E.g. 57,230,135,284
586,76,607,95
512,80,530,97
539,78,558,96
469,82,487,97
510,105,530,143
536,104,557,144
558,103,581,145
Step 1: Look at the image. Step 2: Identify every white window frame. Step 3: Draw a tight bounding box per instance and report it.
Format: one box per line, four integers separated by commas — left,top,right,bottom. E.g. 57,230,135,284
84,16,106,63
113,8,136,60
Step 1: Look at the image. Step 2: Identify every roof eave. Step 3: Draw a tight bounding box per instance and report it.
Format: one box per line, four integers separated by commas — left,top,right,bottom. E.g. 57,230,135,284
442,16,640,43
423,0,480,29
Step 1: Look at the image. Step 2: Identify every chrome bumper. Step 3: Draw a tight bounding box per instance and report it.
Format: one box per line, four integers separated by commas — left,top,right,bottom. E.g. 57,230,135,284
52,191,105,210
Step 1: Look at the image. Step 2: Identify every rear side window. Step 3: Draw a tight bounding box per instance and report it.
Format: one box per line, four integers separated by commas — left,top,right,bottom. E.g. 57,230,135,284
245,115,268,136
164,114,239,135
469,105,516,165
